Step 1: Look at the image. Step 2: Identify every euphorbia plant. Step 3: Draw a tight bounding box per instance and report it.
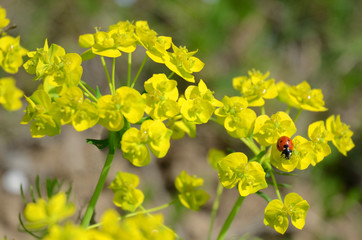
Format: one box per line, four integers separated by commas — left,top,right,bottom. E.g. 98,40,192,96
0,6,355,240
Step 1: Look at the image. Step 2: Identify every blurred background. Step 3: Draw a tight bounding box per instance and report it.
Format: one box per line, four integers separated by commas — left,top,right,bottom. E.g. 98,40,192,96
0,0,361,239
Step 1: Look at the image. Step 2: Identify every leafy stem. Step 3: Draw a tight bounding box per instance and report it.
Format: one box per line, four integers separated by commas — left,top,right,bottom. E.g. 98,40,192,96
217,195,245,240
268,167,282,201
208,181,224,240
100,56,114,95
131,54,148,88
81,131,118,228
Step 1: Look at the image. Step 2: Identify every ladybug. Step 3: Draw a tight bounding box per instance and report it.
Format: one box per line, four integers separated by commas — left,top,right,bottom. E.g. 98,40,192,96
277,136,294,160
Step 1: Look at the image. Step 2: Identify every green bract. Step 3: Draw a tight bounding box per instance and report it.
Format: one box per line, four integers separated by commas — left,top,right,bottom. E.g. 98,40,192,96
180,80,221,124
253,111,297,146
0,77,23,111
175,171,210,211
23,192,75,230
207,148,226,171
264,193,309,234
308,120,332,165
218,152,267,196
109,171,144,212
326,115,355,156
0,35,27,74
143,73,179,120
232,69,278,106
121,120,172,167
215,96,256,138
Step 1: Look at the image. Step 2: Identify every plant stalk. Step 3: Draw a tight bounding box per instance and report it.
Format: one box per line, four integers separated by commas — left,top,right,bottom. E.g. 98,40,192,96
217,195,245,240
81,131,118,228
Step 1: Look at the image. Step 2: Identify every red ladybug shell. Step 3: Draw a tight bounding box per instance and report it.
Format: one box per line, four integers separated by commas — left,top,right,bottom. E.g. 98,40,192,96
277,136,294,151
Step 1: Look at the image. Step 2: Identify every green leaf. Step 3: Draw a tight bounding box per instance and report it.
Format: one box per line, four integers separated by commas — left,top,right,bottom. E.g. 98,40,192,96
95,86,102,99
46,178,60,198
81,49,96,61
86,138,109,149
18,213,42,239
35,175,42,198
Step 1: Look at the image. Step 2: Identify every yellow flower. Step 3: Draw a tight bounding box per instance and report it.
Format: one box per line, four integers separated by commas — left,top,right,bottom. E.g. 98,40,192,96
326,115,354,156
215,96,256,138
175,171,210,211
164,44,204,83
308,120,332,165
277,81,327,112
0,77,23,111
233,69,278,106
99,209,176,240
218,152,267,196
135,21,172,64
253,111,297,146
109,171,144,212
271,136,315,172
180,80,221,124
23,192,75,230
264,193,309,234
0,35,27,73
0,6,10,29
121,120,172,167
143,73,179,120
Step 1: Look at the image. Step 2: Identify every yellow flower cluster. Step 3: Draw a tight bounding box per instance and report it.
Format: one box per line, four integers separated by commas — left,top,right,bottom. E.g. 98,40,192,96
0,6,27,111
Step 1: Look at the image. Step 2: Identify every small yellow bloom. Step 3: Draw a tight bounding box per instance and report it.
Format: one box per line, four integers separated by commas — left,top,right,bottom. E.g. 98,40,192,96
264,193,309,234
175,171,210,211
180,80,221,124
99,209,176,240
326,115,355,156
0,35,27,73
233,69,278,106
215,96,256,138
253,111,297,146
308,120,332,165
0,6,10,29
143,73,179,120
109,171,144,212
271,136,315,172
218,152,267,196
23,192,75,230
0,77,23,111
164,44,204,82
277,81,327,112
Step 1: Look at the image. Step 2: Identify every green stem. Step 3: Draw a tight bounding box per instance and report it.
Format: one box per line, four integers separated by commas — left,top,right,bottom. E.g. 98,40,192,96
87,200,176,229
269,168,282,201
168,71,175,79
217,195,245,240
208,181,224,240
112,57,116,92
261,105,265,115
293,108,302,122
285,105,291,115
79,81,98,102
127,53,132,87
81,131,118,228
100,56,114,95
131,55,148,88
241,138,260,155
